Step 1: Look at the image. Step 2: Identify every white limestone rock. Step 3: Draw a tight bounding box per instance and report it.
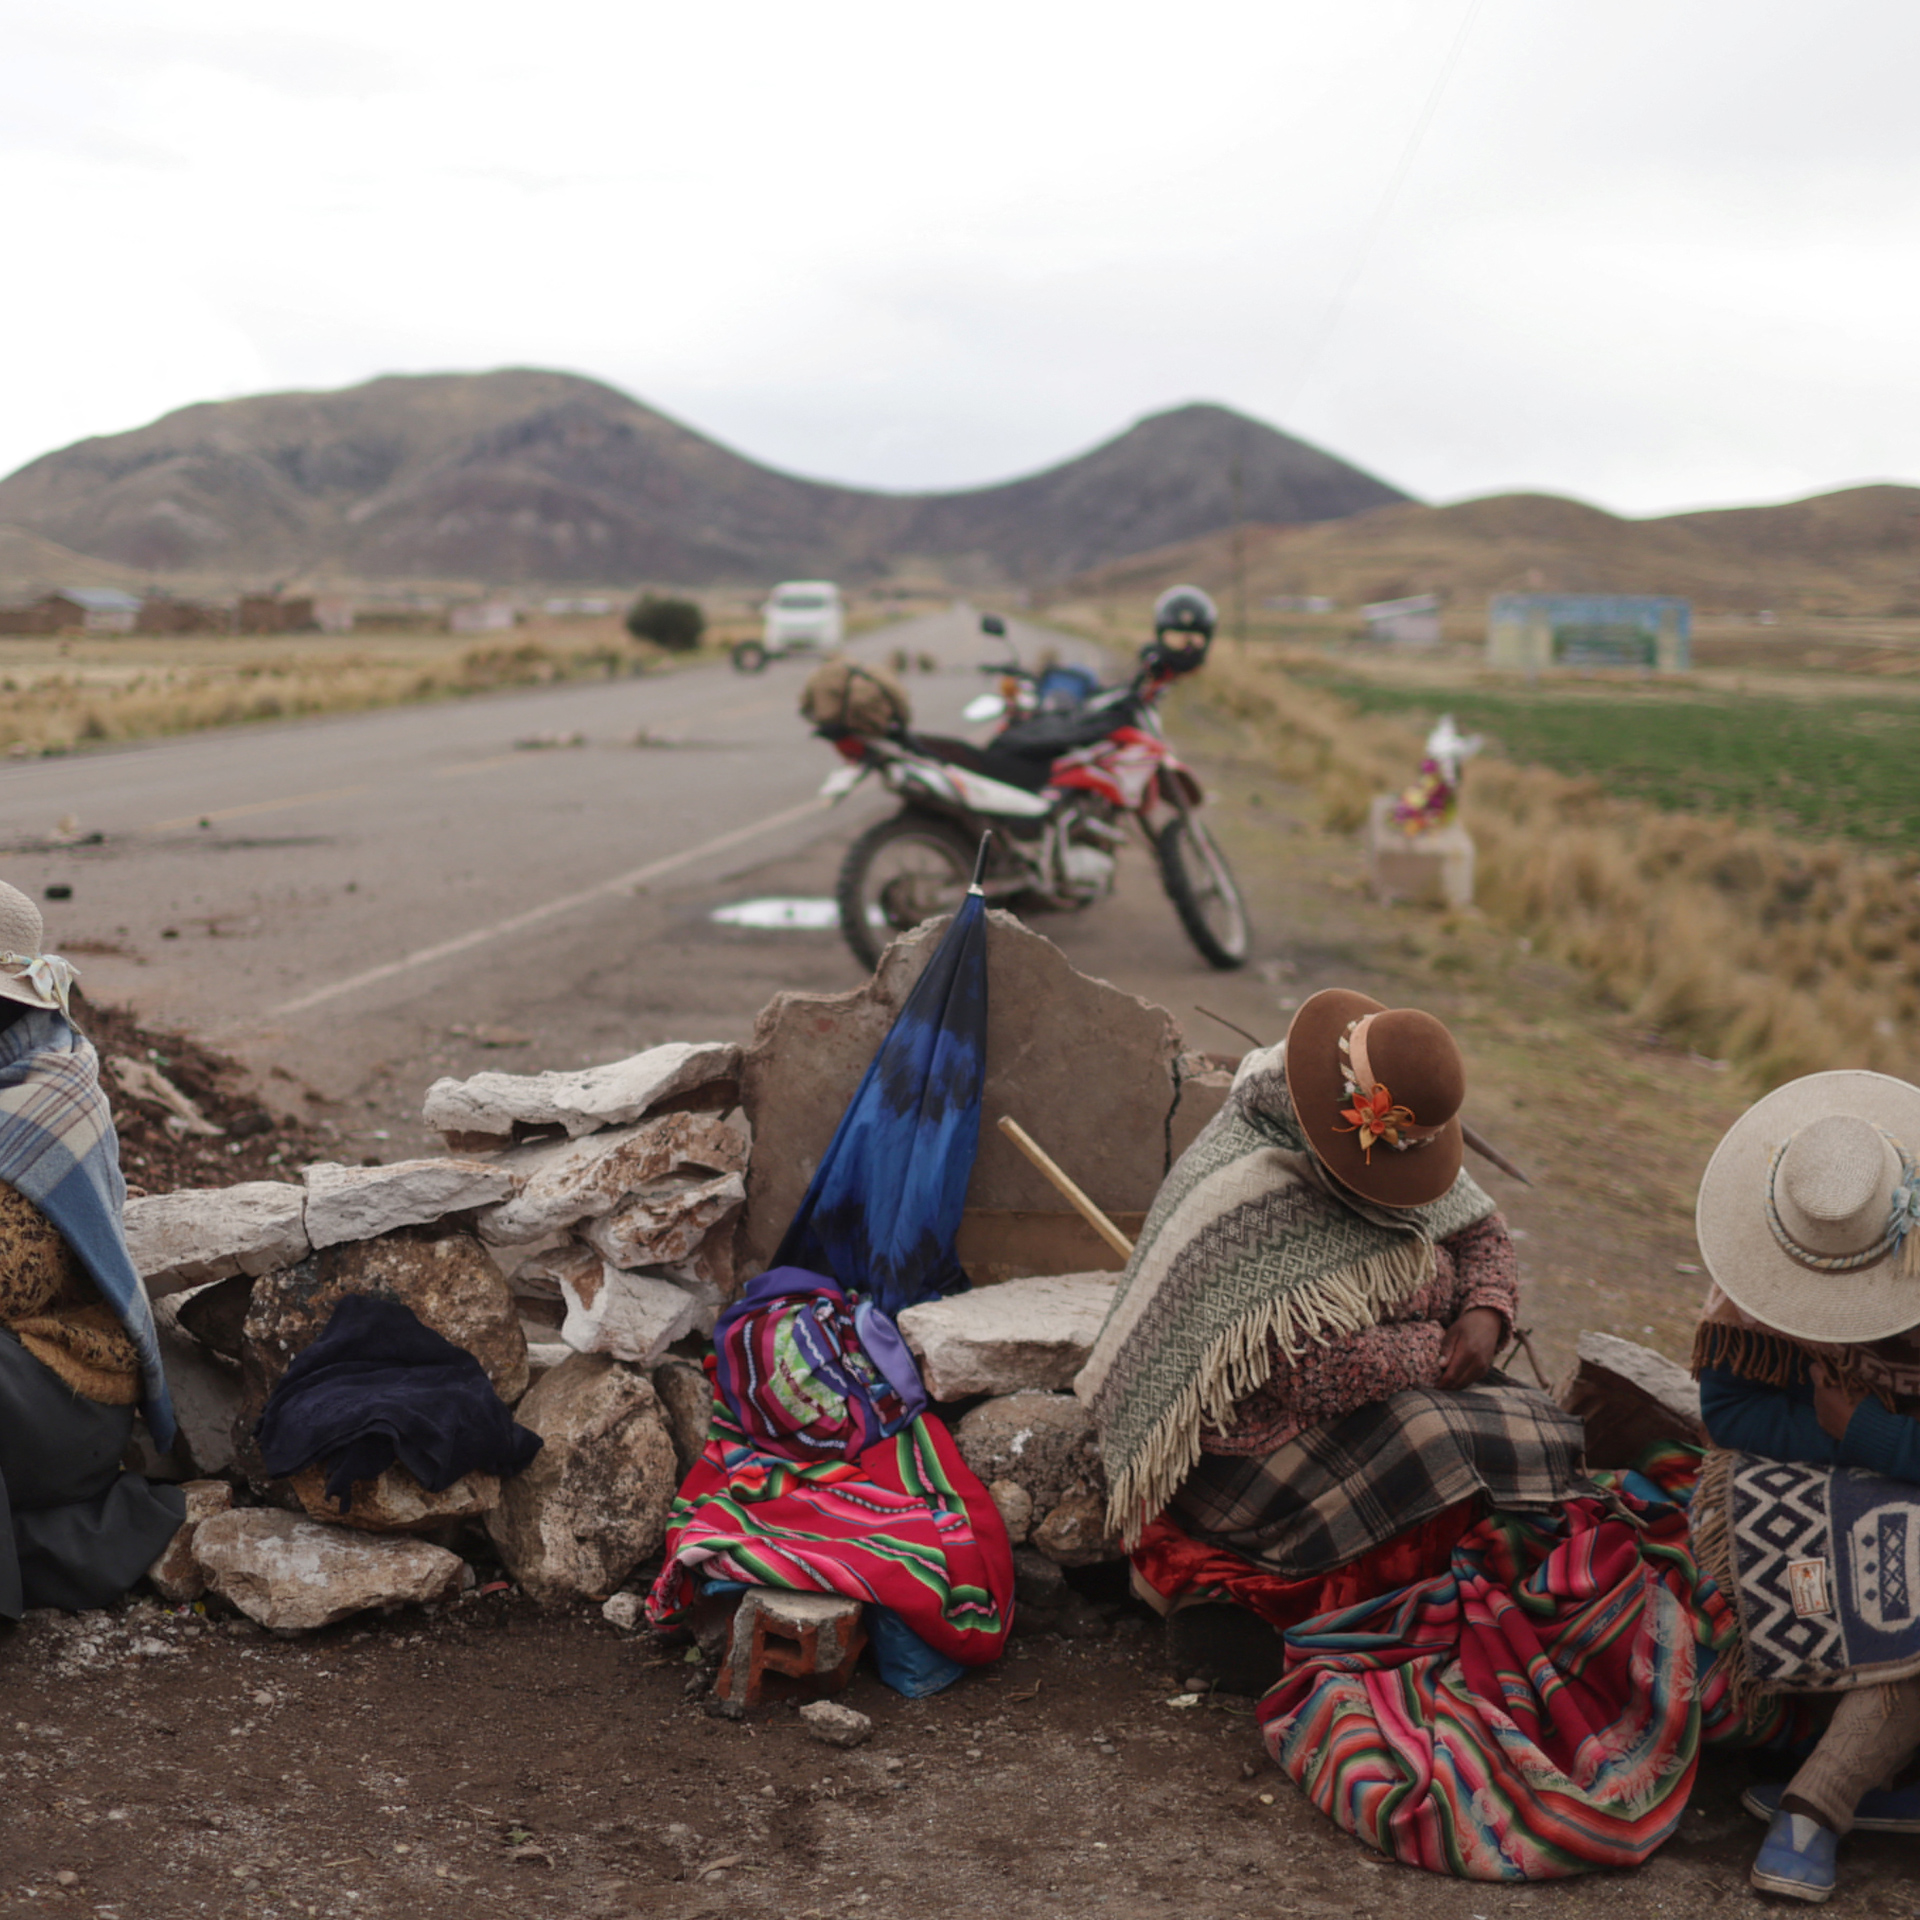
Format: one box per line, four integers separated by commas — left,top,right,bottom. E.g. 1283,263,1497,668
897,1273,1118,1400
192,1509,464,1630
800,1700,873,1749
558,1261,704,1367
574,1171,745,1271
476,1115,747,1247
151,1309,244,1477
302,1158,515,1251
423,1041,741,1144
124,1183,310,1298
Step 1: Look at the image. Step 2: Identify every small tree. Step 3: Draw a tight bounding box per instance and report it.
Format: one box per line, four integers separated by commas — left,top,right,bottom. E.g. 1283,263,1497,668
624,594,705,652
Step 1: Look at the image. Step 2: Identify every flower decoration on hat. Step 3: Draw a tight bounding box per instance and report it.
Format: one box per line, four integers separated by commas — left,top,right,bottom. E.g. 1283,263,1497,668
1337,1080,1419,1161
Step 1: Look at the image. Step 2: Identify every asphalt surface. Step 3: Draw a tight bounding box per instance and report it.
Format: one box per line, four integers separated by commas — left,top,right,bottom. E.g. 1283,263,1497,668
0,607,1285,1155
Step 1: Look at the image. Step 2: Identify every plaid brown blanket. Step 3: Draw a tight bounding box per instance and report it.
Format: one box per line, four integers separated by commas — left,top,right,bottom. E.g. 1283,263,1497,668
1168,1376,1589,1577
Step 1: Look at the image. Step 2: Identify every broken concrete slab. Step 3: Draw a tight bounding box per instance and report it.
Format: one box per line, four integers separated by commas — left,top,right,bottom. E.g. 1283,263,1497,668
1554,1330,1706,1470
302,1158,515,1251
557,1262,704,1367
486,1354,678,1604
238,1231,529,1480
145,1479,234,1604
286,1465,500,1534
193,1509,464,1630
123,1183,310,1298
1169,1053,1239,1163
896,1273,1117,1401
423,1041,742,1145
953,1391,1103,1516
735,912,1185,1283
476,1114,748,1247
717,1588,866,1709
574,1171,745,1271
152,1310,244,1479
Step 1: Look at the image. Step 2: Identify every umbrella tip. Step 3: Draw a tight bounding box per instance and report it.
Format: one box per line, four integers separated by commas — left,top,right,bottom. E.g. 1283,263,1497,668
969,831,993,895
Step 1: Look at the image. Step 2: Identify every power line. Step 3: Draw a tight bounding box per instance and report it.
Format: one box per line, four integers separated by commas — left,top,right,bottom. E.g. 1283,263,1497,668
1284,0,1485,412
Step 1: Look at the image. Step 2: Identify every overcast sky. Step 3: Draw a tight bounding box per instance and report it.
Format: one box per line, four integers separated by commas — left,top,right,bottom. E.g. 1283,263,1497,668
5,0,1916,516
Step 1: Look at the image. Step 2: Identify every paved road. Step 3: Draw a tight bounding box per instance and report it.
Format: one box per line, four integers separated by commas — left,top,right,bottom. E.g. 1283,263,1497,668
0,607,1292,1154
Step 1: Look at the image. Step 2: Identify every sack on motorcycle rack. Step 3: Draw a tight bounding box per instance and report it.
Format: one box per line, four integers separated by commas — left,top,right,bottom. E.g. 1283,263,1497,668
800,655,913,737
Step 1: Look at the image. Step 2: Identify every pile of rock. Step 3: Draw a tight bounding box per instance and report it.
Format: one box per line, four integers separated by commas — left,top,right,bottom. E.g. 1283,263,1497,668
127,1042,746,1626
125,917,1234,1632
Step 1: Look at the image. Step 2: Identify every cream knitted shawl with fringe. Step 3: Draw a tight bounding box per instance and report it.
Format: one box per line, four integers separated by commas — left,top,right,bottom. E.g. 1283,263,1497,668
1075,1043,1496,1544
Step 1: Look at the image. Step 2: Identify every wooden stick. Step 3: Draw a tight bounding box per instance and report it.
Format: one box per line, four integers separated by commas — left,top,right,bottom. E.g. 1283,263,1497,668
1459,1121,1534,1188
996,1116,1136,1261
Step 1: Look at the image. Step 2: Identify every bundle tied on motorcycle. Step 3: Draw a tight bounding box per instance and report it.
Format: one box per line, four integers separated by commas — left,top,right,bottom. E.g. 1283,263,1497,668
1077,1042,1503,1545
801,656,911,737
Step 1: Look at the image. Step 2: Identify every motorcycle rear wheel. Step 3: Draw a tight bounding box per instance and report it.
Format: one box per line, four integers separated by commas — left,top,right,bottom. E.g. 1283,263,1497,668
1158,806,1250,969
836,813,978,971
731,640,770,674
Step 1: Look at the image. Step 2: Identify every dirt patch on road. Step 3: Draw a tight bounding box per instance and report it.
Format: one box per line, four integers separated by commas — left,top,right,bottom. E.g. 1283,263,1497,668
6,1592,1904,1920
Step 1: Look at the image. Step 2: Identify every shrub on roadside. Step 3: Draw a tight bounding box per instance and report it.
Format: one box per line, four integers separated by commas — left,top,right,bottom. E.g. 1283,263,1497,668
624,595,705,653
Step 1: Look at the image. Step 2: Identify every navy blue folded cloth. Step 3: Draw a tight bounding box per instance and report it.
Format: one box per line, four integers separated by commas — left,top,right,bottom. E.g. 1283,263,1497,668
255,1294,542,1508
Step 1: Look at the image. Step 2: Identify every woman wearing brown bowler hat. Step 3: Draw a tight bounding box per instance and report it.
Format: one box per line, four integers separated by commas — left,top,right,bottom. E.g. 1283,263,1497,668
1689,1071,1920,1903
1078,987,1584,1691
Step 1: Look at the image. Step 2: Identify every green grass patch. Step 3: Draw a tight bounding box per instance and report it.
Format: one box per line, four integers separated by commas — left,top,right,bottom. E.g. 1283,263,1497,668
1297,676,1920,850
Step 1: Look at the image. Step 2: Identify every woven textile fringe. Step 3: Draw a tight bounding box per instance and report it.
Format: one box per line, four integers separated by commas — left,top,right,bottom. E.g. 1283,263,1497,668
1106,1240,1430,1544
1688,1446,1757,1712
1691,1310,1894,1410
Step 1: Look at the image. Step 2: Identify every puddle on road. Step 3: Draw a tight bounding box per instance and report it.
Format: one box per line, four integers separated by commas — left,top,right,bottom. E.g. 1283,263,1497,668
710,896,843,930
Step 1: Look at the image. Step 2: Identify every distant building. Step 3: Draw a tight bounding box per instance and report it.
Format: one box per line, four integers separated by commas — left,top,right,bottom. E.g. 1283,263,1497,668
1263,594,1336,613
237,595,317,635
1487,594,1691,673
447,600,517,634
135,596,231,635
1360,593,1442,647
541,596,614,617
41,588,142,633
312,595,355,634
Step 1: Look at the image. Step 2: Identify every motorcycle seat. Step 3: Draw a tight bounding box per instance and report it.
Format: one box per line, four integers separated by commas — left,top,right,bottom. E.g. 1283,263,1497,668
993,688,1139,758
906,732,1057,793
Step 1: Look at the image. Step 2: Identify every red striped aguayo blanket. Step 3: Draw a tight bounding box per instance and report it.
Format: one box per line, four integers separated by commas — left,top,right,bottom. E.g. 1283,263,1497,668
645,1383,1013,1667
1252,1450,1800,1880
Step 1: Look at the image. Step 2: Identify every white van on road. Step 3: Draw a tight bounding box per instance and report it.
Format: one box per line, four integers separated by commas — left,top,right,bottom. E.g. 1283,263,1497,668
734,580,845,672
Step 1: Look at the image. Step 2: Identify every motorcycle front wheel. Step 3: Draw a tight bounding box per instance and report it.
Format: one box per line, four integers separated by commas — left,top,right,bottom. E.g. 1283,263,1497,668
1158,805,1251,969
836,813,977,971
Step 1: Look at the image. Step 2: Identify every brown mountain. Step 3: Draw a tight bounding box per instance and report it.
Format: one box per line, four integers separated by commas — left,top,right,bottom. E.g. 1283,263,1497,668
0,372,1409,589
1072,485,1920,618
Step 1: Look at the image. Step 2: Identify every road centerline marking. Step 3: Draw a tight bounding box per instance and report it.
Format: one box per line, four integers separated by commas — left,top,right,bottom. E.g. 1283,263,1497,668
264,794,831,1018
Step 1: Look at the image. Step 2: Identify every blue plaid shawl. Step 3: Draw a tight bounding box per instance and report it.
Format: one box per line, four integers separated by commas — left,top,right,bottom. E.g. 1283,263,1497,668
0,1011,175,1448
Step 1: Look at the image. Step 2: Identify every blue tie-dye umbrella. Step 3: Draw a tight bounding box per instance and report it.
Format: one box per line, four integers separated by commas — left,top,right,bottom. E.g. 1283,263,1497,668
773,836,991,1318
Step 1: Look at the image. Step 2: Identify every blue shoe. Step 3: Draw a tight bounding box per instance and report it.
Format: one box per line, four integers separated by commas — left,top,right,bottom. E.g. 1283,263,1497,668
1743,1779,1920,1835
1750,1809,1838,1903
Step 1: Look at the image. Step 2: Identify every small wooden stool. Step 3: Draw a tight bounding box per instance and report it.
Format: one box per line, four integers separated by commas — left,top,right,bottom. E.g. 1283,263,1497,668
715,1589,867,1707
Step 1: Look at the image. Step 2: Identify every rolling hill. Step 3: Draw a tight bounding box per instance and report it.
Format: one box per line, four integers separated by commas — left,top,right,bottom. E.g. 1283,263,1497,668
0,373,1409,590
1072,485,1920,619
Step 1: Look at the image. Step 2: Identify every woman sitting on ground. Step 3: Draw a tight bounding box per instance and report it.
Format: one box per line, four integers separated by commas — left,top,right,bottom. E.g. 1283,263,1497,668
0,882,182,1618
1077,988,1585,1687
1690,1070,1920,1904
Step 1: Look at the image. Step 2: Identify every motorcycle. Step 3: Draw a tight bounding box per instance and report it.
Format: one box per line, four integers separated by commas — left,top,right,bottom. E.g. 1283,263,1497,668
815,615,1251,972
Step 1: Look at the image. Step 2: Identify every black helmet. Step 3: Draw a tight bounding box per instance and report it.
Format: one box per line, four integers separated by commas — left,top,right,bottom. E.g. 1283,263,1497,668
1153,584,1217,639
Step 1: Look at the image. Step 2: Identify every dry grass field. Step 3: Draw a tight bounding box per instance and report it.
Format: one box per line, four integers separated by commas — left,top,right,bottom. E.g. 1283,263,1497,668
1052,599,1920,1093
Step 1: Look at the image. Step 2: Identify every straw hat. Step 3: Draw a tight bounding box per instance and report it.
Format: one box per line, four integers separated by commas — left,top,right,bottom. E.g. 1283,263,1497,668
1283,987,1465,1208
1695,1070,1920,1344
0,881,77,1016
